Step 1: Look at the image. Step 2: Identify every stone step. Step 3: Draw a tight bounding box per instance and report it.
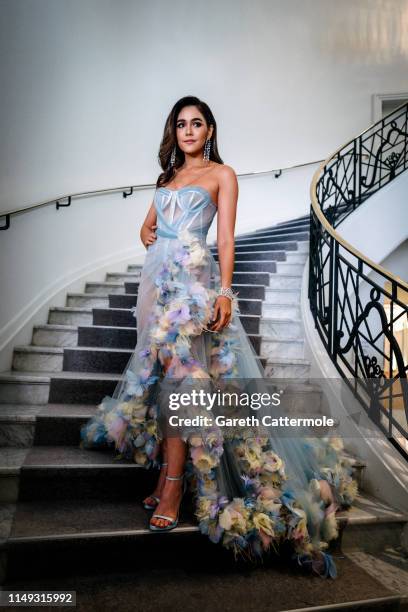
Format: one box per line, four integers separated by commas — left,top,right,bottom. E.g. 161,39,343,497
234,261,277,273
0,440,364,502
268,274,303,290
284,251,308,264
85,281,125,295
233,241,309,254
340,492,408,555
260,317,303,340
109,293,138,309
0,394,352,455
0,401,368,490
78,325,138,349
2,490,406,591
64,340,265,374
32,324,139,351
243,223,309,236
126,265,145,274
63,346,133,374
32,324,78,348
0,372,51,405
234,232,309,244
232,271,271,285
211,241,299,253
93,307,261,334
261,337,305,360
229,284,266,300
275,216,310,227
263,357,311,378
236,299,263,316
264,287,300,305
66,294,108,309
3,562,402,610
2,445,151,502
251,226,309,238
275,261,305,275
214,251,286,262
48,371,122,405
123,281,141,294
93,307,136,328
262,302,301,319
0,371,122,406
12,346,64,373
32,404,97,446
108,286,266,307
0,405,39,447
106,272,142,283
80,326,266,352
48,307,92,326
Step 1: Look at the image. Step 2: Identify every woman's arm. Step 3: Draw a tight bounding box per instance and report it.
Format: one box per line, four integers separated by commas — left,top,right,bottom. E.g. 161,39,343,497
140,202,158,248
209,165,238,332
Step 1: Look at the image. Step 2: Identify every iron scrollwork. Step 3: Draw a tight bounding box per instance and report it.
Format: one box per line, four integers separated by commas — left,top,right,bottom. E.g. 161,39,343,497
309,102,408,457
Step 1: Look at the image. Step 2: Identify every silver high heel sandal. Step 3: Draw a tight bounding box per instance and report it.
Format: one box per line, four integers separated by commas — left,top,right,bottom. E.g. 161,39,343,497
143,462,168,510
149,473,186,532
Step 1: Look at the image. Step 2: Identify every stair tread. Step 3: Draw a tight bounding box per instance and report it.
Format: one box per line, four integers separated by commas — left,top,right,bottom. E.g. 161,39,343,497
64,346,133,353
0,405,40,421
37,404,98,418
14,346,64,354
50,306,92,313
79,324,137,331
107,273,141,277
0,370,122,382
265,287,300,293
14,445,142,468
213,242,300,247
67,293,109,298
265,357,310,365
86,281,125,286
34,324,78,331
0,404,95,419
6,498,197,542
4,490,407,544
263,301,301,307
261,316,302,323
262,337,304,344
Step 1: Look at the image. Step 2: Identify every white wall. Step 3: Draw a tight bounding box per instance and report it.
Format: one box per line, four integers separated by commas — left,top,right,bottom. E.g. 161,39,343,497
338,170,408,282
1,0,408,211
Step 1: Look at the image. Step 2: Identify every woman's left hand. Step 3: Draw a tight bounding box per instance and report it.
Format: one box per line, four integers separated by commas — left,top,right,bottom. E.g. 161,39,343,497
209,296,232,332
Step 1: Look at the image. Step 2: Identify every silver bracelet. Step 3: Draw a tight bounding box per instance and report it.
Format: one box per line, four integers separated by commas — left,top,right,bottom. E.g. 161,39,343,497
217,286,239,301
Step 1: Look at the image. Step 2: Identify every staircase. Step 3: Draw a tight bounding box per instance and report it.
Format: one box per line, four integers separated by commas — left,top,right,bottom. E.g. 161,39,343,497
1,214,407,611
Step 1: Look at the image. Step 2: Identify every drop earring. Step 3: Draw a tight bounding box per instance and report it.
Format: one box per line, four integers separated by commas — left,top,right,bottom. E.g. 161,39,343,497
169,145,176,167
203,138,211,162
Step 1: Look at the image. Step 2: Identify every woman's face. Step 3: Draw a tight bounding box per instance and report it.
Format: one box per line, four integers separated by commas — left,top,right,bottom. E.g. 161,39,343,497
175,105,213,157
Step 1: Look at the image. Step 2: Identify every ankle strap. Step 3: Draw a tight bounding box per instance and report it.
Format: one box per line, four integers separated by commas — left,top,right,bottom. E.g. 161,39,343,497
166,474,184,481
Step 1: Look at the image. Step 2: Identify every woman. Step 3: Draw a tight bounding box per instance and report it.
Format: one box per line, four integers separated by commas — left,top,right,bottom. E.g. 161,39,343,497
80,96,358,578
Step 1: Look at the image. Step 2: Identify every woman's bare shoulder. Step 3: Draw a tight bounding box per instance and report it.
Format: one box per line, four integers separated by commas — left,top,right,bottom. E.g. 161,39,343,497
213,163,237,181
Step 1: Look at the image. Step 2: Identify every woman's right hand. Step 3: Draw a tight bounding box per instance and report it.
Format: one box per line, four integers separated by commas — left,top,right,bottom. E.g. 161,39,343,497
141,223,158,248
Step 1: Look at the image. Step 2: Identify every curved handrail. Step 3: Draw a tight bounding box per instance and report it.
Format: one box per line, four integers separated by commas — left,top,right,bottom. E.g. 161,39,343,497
309,99,408,457
0,157,323,229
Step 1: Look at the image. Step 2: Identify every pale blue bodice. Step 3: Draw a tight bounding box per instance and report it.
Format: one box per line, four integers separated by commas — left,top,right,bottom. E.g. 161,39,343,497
154,186,217,241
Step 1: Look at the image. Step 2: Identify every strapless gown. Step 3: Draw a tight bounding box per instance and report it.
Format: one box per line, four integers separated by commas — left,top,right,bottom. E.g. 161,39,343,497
80,185,358,578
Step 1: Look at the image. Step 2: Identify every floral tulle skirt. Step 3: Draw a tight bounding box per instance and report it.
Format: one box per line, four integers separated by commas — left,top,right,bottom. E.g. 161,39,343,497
80,228,358,579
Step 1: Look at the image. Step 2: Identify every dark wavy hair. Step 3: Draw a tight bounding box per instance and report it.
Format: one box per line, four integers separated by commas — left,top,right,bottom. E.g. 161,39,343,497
156,96,224,188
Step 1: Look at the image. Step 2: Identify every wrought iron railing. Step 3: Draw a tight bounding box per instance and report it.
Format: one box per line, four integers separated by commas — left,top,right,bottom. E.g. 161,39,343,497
309,101,408,458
